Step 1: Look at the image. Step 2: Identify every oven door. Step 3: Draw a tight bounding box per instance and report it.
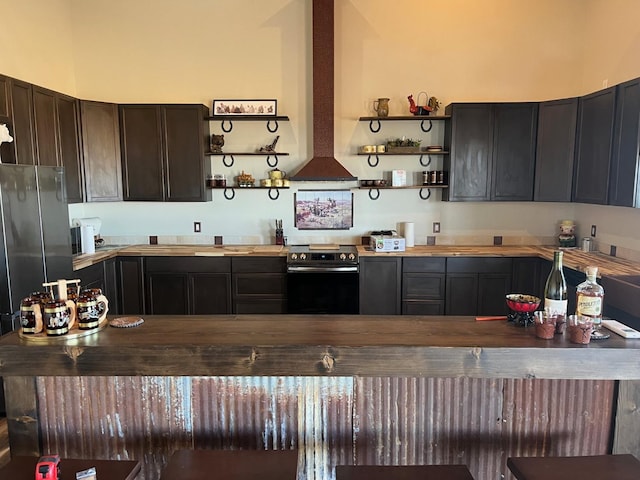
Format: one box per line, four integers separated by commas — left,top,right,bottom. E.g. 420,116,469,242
287,266,359,314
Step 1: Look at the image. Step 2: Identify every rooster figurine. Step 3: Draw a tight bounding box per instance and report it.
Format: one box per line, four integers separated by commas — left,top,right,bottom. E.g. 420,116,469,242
407,95,418,115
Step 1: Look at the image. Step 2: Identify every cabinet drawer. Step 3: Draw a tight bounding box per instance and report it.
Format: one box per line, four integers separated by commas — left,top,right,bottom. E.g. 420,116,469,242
145,256,231,273
403,257,446,273
403,273,445,299
234,273,287,296
402,300,444,315
232,257,286,273
447,257,512,273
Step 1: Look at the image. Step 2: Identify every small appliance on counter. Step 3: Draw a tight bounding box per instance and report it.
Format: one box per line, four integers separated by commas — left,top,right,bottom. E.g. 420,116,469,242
71,217,103,254
369,230,406,252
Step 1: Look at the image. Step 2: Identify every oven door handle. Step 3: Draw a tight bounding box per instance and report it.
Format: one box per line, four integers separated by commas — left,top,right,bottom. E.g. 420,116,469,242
287,265,359,273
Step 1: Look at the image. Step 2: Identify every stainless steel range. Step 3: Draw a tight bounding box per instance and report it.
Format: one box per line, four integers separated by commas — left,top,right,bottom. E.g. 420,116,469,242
286,245,359,314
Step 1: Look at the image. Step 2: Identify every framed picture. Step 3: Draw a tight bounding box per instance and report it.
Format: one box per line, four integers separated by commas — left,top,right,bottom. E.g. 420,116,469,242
213,99,277,116
294,190,353,230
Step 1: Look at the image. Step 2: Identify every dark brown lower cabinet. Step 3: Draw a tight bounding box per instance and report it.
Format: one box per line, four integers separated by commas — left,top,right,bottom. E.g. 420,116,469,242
360,257,401,315
231,257,287,314
116,257,145,315
446,257,512,316
511,257,544,299
145,257,231,315
402,257,446,315
74,258,119,313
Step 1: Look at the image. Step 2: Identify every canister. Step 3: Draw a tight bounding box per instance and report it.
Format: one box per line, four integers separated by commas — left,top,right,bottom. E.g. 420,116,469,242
581,237,593,252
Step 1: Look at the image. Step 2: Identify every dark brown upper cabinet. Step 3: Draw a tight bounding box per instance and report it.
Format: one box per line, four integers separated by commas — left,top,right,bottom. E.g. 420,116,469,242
491,103,538,201
8,78,36,165
0,74,9,119
56,94,83,203
534,98,578,202
444,102,537,201
609,77,640,208
119,104,211,202
573,86,616,204
80,100,123,202
32,86,59,167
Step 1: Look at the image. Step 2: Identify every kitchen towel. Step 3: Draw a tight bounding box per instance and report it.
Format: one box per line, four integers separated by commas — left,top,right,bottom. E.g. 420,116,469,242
81,225,95,254
403,222,415,247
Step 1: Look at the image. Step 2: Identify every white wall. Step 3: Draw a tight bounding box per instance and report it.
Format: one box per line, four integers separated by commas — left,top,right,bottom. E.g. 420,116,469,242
5,1,640,252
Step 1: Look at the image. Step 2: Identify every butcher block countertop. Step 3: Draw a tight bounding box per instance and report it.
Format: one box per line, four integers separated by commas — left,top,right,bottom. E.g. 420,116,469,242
72,244,640,277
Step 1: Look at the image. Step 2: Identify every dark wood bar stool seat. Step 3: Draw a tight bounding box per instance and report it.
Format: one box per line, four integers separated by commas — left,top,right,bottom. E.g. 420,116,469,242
507,454,640,480
160,449,298,480
336,464,475,480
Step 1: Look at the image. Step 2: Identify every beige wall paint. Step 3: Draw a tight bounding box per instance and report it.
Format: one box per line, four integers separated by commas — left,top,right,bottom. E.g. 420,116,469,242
0,0,77,95
580,0,640,92
5,0,640,252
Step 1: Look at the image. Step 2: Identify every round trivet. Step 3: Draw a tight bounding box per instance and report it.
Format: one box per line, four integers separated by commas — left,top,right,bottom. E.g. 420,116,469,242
109,316,144,328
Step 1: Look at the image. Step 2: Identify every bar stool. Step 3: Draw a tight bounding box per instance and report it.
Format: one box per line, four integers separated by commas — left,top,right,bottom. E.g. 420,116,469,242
160,450,298,480
336,464,475,480
507,454,640,480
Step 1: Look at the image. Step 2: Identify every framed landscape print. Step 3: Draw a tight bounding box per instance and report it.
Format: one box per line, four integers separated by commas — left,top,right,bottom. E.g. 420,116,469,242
294,190,353,230
212,99,277,116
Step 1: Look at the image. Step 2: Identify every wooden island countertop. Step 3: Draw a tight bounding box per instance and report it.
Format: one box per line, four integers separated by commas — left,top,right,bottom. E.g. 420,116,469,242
1,315,639,380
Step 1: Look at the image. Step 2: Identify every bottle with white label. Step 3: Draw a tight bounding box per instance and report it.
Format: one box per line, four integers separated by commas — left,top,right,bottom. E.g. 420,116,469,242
576,265,604,329
544,251,568,333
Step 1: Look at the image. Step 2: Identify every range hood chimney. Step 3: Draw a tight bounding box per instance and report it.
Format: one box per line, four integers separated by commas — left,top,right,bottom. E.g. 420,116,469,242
290,0,356,181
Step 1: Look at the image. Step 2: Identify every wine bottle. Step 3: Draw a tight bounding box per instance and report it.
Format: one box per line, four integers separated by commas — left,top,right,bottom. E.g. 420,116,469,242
544,251,568,332
576,265,604,329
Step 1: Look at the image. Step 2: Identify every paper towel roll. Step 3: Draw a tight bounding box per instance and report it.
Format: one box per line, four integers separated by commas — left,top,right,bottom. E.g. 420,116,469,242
81,225,95,254
403,222,415,247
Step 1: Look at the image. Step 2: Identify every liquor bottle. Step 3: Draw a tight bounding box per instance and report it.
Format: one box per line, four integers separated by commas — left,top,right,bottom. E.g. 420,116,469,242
576,265,604,329
544,251,568,325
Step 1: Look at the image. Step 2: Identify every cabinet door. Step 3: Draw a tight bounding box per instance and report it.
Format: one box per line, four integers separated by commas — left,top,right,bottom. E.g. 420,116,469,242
191,273,232,314
117,257,145,315
9,79,35,165
446,273,478,315
75,262,105,292
359,257,401,315
512,257,543,298
609,77,640,207
444,104,493,201
57,94,83,203
120,105,164,201
147,272,189,314
477,273,512,315
573,87,616,204
0,75,13,164
80,100,123,202
491,103,538,201
32,86,59,166
0,74,9,118
103,258,119,315
163,105,210,202
534,98,578,202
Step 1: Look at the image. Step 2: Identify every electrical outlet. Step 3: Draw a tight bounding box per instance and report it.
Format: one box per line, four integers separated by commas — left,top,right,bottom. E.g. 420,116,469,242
591,225,597,237
433,222,440,234
194,222,201,233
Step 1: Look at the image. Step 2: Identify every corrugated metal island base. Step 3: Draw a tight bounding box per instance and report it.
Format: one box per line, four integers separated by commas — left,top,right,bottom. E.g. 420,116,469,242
0,315,639,480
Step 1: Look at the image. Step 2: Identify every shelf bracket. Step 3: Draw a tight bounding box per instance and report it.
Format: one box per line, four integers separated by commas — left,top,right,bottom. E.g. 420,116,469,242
266,155,279,168
368,188,381,200
220,120,233,133
368,119,382,133
222,154,235,167
266,120,279,133
419,155,432,167
419,188,432,200
223,187,236,200
367,154,380,167
420,119,433,133
268,188,280,200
